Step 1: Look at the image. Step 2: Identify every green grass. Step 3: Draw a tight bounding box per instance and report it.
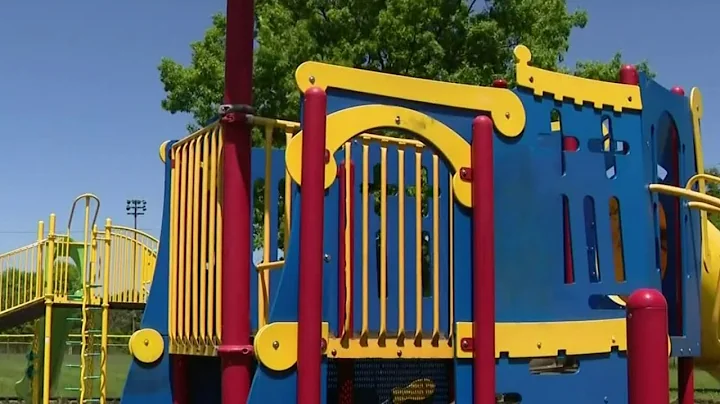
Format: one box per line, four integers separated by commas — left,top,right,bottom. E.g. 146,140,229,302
0,353,131,398
0,356,719,401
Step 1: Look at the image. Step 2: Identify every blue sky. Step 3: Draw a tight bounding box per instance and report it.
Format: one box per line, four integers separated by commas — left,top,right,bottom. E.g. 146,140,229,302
0,0,716,253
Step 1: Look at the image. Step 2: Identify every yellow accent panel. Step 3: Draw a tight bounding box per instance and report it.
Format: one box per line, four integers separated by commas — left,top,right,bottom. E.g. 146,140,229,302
455,319,626,359
513,45,642,112
159,140,169,163
327,338,453,359
285,105,473,207
295,61,526,138
129,328,164,364
254,322,330,371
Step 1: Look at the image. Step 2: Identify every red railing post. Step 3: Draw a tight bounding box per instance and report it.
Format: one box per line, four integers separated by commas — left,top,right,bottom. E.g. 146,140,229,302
627,289,669,404
471,115,495,404
171,355,188,404
218,0,255,402
296,87,328,403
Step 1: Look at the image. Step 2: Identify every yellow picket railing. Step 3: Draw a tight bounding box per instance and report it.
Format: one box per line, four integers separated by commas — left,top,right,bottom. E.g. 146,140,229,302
167,117,299,356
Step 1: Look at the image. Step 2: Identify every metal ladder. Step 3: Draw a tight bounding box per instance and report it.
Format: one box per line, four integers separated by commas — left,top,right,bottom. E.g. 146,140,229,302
62,194,108,404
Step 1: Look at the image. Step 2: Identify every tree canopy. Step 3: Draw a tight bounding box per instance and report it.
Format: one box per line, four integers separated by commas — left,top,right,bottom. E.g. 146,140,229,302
158,0,653,132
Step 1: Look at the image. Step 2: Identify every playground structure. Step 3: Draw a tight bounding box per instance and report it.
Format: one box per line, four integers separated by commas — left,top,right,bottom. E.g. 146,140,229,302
0,193,158,403
113,4,720,400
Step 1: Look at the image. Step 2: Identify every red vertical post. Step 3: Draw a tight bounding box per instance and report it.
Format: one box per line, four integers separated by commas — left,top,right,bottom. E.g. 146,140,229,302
670,85,694,404
218,0,255,402
627,289,669,404
171,355,188,404
471,115,495,404
297,87,328,403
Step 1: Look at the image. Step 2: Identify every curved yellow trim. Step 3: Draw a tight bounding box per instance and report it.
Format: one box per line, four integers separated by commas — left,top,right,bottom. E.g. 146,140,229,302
295,62,526,138
159,140,170,163
514,45,642,112
285,104,474,207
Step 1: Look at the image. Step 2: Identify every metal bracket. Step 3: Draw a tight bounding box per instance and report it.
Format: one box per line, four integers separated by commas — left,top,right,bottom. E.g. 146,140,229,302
218,104,255,116
218,104,255,124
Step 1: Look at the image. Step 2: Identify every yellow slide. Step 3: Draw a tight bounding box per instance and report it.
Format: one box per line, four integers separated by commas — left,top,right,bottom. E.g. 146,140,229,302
699,219,720,370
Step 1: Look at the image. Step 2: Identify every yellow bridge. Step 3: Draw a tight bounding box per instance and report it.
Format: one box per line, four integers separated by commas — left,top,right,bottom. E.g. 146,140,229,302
0,193,158,404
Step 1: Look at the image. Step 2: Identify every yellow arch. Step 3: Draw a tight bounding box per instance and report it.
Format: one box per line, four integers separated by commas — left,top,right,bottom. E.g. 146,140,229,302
285,104,474,207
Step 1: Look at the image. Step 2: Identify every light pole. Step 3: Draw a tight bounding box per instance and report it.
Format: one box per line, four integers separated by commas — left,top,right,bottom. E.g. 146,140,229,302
126,199,146,330
125,199,147,231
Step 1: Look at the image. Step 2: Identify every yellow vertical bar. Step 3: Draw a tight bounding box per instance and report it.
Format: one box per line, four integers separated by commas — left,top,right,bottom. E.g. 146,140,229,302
83,198,91,295
397,147,405,342
22,248,28,304
42,214,56,404
192,136,202,344
361,142,369,338
414,149,423,340
432,155,440,340
199,133,210,344
177,144,188,344
169,147,179,342
448,173,454,341
207,129,218,342
342,142,352,337
36,221,45,300
185,139,196,343
284,130,293,255
216,128,224,342
100,221,110,404
379,145,388,339
260,124,273,327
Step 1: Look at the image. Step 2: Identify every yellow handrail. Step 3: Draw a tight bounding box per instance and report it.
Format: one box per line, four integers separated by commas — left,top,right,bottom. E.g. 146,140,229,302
649,181,720,345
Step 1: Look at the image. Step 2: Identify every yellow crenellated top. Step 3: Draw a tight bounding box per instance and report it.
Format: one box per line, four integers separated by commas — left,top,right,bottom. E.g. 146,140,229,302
513,45,642,112
295,61,526,138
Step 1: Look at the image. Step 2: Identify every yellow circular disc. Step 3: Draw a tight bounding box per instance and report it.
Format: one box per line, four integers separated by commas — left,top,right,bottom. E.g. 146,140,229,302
254,322,298,371
129,328,164,364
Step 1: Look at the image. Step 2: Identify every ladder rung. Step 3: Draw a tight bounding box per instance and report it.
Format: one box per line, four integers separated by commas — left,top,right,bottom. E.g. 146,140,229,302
67,318,83,322
66,341,82,346
64,387,81,392
84,400,101,403
65,364,81,368
84,352,101,357
84,375,101,380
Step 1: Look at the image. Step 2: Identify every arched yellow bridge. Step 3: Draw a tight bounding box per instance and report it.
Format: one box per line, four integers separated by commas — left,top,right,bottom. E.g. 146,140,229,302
0,194,158,404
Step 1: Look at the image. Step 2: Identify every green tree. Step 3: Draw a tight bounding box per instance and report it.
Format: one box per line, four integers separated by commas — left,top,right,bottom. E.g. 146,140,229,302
705,166,720,228
158,1,654,132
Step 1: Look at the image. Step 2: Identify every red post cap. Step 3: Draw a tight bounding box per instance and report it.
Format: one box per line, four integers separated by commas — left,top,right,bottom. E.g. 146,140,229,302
626,288,667,310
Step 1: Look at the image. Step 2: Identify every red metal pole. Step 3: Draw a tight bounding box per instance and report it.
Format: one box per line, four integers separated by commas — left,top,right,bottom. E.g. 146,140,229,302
218,0,255,402
670,85,694,404
471,115,495,404
297,87,328,403
627,289,669,404
171,355,188,404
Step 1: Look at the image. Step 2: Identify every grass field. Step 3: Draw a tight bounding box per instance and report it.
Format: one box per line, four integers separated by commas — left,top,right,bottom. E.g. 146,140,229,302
0,353,132,398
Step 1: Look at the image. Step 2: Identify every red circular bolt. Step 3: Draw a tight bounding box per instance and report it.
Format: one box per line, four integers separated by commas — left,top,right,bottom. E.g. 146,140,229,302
460,337,473,352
